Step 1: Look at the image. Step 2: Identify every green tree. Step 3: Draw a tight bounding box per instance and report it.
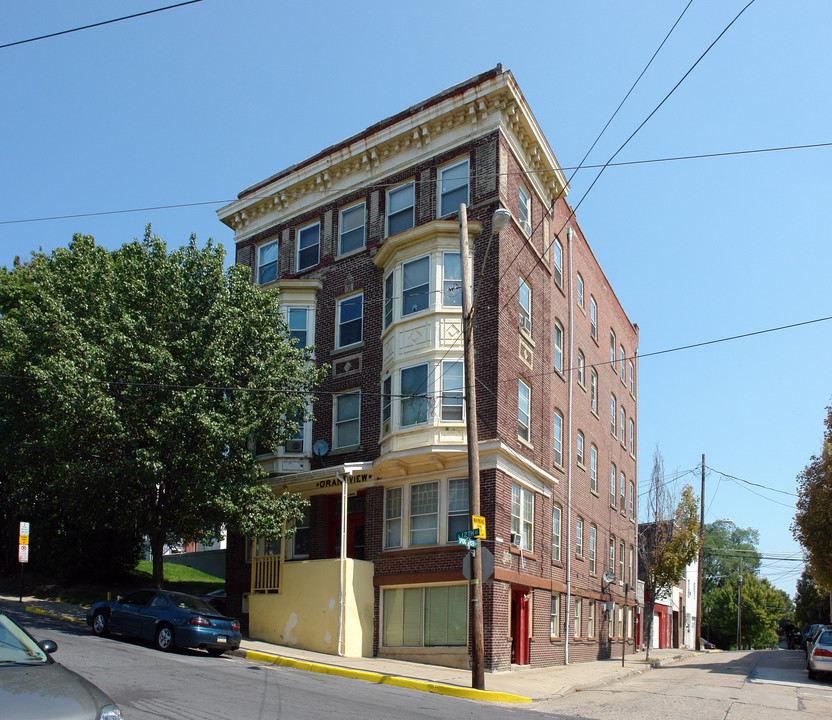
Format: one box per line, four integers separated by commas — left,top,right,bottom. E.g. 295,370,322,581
792,405,832,592
703,520,762,587
0,230,327,586
639,448,701,659
706,573,789,649
794,568,831,626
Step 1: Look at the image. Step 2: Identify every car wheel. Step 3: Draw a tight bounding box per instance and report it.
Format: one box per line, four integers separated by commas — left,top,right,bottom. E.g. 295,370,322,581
207,648,226,657
92,611,109,637
807,665,817,680
155,624,174,652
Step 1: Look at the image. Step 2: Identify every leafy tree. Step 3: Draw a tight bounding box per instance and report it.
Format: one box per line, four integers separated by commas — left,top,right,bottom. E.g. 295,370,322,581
794,568,831,626
703,520,761,587
0,230,326,586
792,405,832,591
639,448,700,659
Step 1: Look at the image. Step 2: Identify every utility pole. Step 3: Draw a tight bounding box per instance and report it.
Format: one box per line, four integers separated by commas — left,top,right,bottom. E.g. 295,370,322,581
459,204,484,690
696,455,704,651
736,558,743,650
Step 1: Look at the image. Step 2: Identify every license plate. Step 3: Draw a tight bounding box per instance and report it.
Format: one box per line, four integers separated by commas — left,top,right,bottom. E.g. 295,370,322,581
217,636,227,643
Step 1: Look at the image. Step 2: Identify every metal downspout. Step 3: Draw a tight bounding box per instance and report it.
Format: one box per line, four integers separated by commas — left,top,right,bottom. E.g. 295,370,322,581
565,226,574,664
337,469,348,657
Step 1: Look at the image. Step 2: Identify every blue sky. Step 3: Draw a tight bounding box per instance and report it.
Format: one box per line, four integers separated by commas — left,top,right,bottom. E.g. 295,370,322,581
2,1,829,597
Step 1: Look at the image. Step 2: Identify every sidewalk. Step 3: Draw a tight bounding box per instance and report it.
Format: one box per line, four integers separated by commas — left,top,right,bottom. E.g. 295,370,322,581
1,593,698,703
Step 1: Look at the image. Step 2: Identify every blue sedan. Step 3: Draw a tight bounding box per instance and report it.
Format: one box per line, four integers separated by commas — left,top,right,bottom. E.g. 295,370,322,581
87,589,241,656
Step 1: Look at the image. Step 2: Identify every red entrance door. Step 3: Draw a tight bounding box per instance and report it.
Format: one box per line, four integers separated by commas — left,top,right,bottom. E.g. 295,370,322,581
325,493,365,560
510,587,530,665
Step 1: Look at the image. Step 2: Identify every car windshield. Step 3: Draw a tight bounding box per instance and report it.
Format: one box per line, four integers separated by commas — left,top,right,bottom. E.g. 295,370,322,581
0,613,49,665
166,592,217,614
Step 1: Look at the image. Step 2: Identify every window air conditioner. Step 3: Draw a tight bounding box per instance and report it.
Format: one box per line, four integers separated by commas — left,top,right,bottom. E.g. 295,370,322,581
284,440,303,454
510,532,523,547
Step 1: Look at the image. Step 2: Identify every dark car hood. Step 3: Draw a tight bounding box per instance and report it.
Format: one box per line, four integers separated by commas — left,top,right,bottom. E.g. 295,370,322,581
0,661,111,720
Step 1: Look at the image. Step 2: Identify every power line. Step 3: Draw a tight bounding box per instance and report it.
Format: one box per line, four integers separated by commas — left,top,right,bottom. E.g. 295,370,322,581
706,465,798,497
0,1,205,50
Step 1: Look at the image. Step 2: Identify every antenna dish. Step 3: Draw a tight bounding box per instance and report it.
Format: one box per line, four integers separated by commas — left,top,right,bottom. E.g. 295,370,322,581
602,570,616,584
313,439,329,457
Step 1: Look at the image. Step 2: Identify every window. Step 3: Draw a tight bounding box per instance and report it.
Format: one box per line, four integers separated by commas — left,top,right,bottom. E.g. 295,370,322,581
620,407,626,444
401,364,428,426
381,376,392,432
402,256,429,315
550,594,561,637
590,296,597,340
287,307,308,347
552,504,562,562
610,394,617,435
574,597,582,638
337,292,363,348
620,346,626,382
518,185,531,235
577,350,585,386
629,481,635,521
382,585,467,647
553,239,563,288
590,445,598,493
620,472,626,513
384,487,402,548
629,418,635,456
609,536,615,572
629,360,635,395
410,481,438,546
576,273,584,309
439,158,469,217
575,517,583,557
297,222,320,271
518,277,531,333
387,182,414,236
590,369,598,413
443,251,462,306
518,379,531,443
384,272,394,329
511,483,534,551
553,409,563,466
285,407,304,450
334,390,360,448
339,203,365,255
576,430,585,466
589,525,597,574
447,478,469,542
257,239,278,285
619,539,625,583
588,600,596,638
629,546,635,587
610,464,617,507
610,330,616,370
441,361,464,421
554,321,564,373
290,506,311,558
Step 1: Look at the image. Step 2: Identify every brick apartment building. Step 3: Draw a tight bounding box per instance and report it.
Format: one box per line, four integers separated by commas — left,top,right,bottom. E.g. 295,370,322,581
217,65,639,671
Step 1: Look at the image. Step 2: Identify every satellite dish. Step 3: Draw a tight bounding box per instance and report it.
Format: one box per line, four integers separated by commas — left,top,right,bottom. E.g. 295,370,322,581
602,570,616,584
313,440,329,457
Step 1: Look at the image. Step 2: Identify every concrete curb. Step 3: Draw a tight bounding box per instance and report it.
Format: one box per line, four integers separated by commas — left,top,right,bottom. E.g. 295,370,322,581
233,648,532,704
25,605,86,624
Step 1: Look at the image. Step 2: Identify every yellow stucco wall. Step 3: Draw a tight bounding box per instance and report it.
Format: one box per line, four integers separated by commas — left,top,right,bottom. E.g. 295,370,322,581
248,558,375,657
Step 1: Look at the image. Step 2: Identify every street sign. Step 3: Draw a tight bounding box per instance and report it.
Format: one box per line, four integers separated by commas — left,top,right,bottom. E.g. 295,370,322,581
457,536,478,549
18,544,29,563
462,545,494,581
18,521,29,564
457,528,480,540
472,515,486,540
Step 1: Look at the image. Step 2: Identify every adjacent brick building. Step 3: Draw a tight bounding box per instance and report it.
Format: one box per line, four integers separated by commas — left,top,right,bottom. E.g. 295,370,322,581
217,65,639,671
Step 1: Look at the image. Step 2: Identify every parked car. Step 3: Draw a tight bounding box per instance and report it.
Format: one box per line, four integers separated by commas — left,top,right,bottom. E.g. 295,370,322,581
807,629,832,680
805,624,832,661
802,624,824,652
700,637,716,650
1,611,122,720
87,588,241,656
201,588,227,615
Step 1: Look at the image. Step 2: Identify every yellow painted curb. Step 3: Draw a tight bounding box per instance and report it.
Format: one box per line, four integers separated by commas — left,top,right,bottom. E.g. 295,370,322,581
243,650,531,703
25,605,85,624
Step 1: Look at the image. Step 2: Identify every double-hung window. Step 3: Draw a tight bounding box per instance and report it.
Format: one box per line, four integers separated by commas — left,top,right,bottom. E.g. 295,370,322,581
590,369,598,413
443,251,462,306
297,222,320,271
620,346,626,382
441,361,463,421
629,360,635,395
550,594,561,637
402,256,429,315
609,536,615,572
574,598,582,638
287,307,308,347
518,277,531,333
577,351,585,386
610,394,617,436
439,158,469,216
384,272,394,329
610,330,617,369
257,239,278,285
553,239,563,287
337,292,363,348
576,273,584,309
619,540,625,585
385,487,402,548
447,478,469,542
518,379,531,443
518,185,531,235
387,182,414,236
381,375,392,432
288,506,310,558
552,504,562,562
575,517,583,557
629,418,635,456
590,445,598,492
610,464,617,507
334,390,360,449
620,408,626,444
589,525,597,573
620,472,626,513
590,297,597,340
554,321,564,374
511,483,534,551
588,600,596,638
576,430,585,466
410,481,438,546
401,363,428,426
553,409,563,466
629,482,635,521
339,203,365,255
